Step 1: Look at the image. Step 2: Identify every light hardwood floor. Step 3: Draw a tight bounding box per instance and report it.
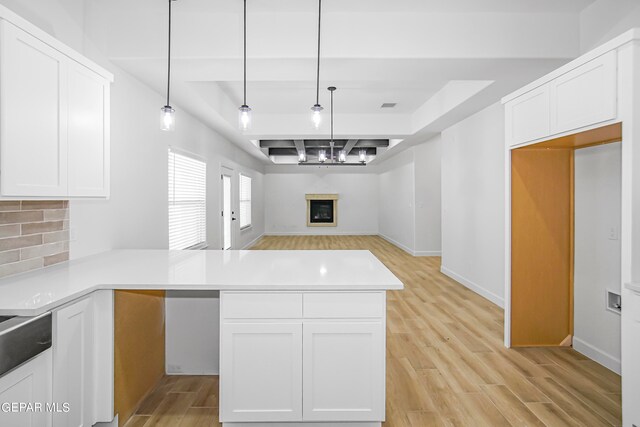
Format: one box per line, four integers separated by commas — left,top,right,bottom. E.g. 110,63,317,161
124,235,621,427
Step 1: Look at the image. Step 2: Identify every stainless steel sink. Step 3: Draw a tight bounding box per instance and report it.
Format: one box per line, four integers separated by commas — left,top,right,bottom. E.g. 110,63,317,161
0,313,51,377
0,316,15,324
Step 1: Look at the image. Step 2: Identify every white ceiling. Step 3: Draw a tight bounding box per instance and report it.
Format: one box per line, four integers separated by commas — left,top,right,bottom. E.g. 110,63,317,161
85,0,597,164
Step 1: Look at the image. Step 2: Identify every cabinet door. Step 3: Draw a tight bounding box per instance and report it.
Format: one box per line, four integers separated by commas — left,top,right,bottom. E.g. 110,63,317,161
53,296,94,427
550,50,617,135
220,322,302,422
0,350,53,427
0,21,68,197
67,62,110,197
303,321,384,421
505,85,550,146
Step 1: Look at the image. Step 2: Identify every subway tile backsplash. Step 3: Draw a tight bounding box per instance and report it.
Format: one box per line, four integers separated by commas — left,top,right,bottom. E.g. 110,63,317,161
0,201,69,278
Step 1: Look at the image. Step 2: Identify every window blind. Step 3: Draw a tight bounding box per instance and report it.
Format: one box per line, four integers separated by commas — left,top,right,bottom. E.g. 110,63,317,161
168,148,207,250
239,174,252,229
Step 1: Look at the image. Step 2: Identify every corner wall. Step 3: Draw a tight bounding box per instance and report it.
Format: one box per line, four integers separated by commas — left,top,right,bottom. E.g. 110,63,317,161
441,103,505,307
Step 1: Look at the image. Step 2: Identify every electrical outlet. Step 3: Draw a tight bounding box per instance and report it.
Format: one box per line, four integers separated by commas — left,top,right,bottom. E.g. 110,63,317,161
608,226,618,240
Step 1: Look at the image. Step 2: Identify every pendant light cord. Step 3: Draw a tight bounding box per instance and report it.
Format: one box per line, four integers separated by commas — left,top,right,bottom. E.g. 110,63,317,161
243,0,247,106
330,88,333,142
166,0,173,107
315,0,322,105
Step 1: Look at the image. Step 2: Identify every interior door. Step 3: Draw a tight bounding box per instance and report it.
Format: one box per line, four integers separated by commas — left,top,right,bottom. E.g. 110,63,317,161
221,167,236,250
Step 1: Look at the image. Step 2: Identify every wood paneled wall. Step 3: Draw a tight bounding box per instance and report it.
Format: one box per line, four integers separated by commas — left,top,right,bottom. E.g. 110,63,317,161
511,148,574,347
114,290,166,426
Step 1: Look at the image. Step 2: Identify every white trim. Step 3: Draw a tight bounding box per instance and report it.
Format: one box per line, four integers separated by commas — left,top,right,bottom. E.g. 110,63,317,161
378,234,414,256
440,266,505,308
414,250,442,257
573,337,621,374
264,231,378,236
241,233,265,250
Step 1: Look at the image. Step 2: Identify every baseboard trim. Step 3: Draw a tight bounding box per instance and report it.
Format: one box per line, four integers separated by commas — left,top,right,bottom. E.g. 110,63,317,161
573,336,621,374
241,233,265,249
414,250,442,257
440,266,505,308
264,232,378,236
378,233,414,256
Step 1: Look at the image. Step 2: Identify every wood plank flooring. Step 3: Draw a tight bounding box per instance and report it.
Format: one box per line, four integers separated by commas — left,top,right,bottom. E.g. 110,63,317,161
124,235,621,427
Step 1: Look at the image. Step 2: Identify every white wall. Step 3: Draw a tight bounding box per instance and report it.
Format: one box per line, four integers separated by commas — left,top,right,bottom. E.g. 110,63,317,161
574,143,622,373
378,150,415,252
441,103,505,307
414,136,442,256
264,171,379,235
375,136,442,256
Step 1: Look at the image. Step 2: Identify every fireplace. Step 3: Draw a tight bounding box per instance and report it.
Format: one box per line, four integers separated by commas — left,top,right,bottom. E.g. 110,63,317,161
306,194,338,227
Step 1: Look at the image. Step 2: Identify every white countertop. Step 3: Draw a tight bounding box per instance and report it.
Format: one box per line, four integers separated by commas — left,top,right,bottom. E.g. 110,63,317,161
0,249,403,316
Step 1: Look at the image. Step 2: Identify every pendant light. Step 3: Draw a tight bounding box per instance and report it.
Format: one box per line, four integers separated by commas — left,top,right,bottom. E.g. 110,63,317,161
238,0,252,131
318,150,327,163
161,0,177,131
310,0,323,129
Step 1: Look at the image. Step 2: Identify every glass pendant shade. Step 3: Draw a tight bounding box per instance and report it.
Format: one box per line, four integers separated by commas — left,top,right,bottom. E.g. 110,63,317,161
359,149,367,163
311,104,323,129
238,105,252,131
298,151,307,162
338,150,346,163
318,149,327,163
161,105,175,131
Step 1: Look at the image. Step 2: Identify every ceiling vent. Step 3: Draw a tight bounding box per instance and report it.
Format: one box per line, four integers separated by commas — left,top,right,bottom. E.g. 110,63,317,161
380,103,397,108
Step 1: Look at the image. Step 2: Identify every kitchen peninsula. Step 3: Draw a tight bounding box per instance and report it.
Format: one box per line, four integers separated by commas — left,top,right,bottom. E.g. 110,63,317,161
0,249,403,427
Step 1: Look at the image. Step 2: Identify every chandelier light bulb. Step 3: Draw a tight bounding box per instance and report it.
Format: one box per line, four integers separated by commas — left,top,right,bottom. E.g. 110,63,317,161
318,149,327,163
299,151,307,162
359,149,367,163
339,150,346,163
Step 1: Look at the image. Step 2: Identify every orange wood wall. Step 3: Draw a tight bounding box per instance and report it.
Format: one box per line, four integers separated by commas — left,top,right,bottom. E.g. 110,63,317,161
511,148,574,346
114,290,166,426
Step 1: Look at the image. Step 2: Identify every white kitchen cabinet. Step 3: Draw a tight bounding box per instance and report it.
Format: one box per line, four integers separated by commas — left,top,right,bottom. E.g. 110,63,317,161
550,50,617,135
52,295,94,427
0,350,53,427
0,15,112,199
67,61,110,197
505,85,550,146
0,20,68,197
220,321,303,422
219,291,387,425
302,321,384,422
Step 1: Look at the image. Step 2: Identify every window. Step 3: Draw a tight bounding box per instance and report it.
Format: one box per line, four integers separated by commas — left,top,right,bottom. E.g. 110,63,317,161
168,148,207,250
239,174,252,229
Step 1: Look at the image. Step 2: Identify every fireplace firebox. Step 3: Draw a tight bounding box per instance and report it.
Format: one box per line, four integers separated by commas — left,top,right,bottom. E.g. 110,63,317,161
306,194,338,227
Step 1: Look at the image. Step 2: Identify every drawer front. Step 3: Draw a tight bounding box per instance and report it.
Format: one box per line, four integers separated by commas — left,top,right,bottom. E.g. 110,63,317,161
222,292,303,319
303,292,384,318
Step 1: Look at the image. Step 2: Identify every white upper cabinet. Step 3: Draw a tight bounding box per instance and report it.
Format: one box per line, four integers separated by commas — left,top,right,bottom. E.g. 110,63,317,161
505,85,551,146
550,50,617,135
67,62,110,197
0,17,112,199
504,48,619,148
0,21,69,197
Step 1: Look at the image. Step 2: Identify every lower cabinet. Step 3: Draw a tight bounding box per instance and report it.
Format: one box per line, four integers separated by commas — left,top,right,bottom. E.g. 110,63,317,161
219,291,386,423
303,321,384,421
52,295,95,427
0,350,53,427
220,322,303,422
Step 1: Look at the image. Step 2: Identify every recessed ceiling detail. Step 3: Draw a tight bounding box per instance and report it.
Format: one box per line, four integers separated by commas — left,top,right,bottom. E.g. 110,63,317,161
259,139,389,165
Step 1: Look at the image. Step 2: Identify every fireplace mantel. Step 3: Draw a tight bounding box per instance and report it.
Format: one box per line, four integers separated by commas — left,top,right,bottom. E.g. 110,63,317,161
306,194,338,227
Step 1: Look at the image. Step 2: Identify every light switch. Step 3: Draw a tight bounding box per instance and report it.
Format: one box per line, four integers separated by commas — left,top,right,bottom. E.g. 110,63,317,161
608,227,618,240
